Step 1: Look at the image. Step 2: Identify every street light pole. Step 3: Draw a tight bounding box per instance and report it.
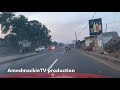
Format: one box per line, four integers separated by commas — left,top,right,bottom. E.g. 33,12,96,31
101,24,107,52
75,32,78,48
105,24,107,33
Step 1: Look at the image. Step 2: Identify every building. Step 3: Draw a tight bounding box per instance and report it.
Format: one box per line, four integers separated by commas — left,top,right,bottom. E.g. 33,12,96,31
96,31,119,52
84,36,91,47
72,40,76,44
18,40,32,48
104,36,120,52
80,40,85,49
72,40,76,48
84,36,97,47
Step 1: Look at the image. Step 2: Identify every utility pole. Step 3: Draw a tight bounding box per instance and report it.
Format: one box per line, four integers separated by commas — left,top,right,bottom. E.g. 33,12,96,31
101,24,107,52
105,24,107,33
75,32,77,48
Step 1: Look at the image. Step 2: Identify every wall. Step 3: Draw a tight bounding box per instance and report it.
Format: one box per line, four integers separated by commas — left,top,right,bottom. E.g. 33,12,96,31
96,32,119,52
85,36,97,47
85,39,90,47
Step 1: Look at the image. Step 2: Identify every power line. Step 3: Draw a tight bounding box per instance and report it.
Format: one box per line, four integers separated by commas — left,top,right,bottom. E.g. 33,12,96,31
80,12,96,33
91,12,96,19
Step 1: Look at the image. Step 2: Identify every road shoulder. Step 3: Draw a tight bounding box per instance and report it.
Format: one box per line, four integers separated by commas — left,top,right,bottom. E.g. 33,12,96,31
0,49,59,65
75,49,120,71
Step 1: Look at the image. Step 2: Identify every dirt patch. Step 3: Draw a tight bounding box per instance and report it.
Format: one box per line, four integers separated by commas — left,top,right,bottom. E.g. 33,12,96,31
83,50,120,66
108,50,120,58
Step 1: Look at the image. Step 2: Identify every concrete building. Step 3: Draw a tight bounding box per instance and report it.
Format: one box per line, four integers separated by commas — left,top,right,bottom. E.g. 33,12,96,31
84,36,97,47
18,40,31,48
72,40,76,48
96,31,118,52
105,36,120,52
84,37,90,47
80,40,86,49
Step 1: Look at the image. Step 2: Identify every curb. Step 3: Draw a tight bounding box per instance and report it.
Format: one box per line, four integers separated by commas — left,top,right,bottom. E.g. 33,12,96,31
0,50,58,65
79,49,120,65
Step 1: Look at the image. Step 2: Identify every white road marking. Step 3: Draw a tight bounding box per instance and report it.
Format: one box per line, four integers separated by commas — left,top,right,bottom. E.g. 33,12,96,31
75,49,120,71
47,59,58,70
62,52,64,54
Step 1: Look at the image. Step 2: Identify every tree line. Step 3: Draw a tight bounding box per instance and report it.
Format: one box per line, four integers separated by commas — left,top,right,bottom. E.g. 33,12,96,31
0,12,52,49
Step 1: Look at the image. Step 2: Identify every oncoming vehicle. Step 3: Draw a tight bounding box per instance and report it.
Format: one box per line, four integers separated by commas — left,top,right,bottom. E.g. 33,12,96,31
65,45,71,50
51,45,56,50
35,46,45,53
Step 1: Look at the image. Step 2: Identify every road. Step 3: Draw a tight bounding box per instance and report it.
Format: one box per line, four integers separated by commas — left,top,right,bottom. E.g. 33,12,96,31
0,48,120,78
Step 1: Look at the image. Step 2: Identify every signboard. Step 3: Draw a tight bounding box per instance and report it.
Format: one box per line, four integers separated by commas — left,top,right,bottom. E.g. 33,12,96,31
89,18,102,36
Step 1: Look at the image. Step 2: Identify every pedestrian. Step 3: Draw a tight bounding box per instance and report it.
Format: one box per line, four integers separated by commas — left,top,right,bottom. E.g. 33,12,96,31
20,49,23,54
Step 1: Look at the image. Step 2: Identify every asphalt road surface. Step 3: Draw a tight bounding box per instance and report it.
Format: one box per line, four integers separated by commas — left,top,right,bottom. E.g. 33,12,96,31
0,48,120,78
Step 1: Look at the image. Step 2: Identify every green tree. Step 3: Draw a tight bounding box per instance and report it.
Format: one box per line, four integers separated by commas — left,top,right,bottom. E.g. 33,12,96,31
40,25,52,46
0,12,52,49
28,20,42,43
58,42,65,47
51,41,58,47
0,12,15,34
11,15,29,40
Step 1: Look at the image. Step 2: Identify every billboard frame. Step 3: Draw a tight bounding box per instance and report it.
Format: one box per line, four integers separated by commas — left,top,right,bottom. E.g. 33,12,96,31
89,18,103,36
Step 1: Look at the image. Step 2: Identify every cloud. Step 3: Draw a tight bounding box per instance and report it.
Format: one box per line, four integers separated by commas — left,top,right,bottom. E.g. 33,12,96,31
46,20,90,43
8,12,120,43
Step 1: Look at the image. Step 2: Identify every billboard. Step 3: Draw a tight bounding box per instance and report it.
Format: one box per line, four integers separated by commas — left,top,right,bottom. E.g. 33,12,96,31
89,18,102,36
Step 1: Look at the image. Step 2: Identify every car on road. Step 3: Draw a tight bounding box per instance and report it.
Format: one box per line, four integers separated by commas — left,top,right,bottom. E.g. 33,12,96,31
35,46,45,53
65,45,71,50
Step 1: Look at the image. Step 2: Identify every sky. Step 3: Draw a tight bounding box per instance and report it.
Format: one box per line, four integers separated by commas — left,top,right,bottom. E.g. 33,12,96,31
1,12,120,44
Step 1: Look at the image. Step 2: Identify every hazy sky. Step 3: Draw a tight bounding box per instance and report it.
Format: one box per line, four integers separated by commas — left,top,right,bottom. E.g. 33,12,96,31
1,12,120,44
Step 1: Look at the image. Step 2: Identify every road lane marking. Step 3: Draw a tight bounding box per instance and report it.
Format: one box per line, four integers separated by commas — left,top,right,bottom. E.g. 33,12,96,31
75,49,120,71
62,52,64,54
47,59,58,70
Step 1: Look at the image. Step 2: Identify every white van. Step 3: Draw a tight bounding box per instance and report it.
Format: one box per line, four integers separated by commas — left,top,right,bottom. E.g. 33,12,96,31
35,46,45,53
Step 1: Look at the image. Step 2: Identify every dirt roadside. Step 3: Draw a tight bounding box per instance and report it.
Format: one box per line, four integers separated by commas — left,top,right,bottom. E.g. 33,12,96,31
76,49,120,71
